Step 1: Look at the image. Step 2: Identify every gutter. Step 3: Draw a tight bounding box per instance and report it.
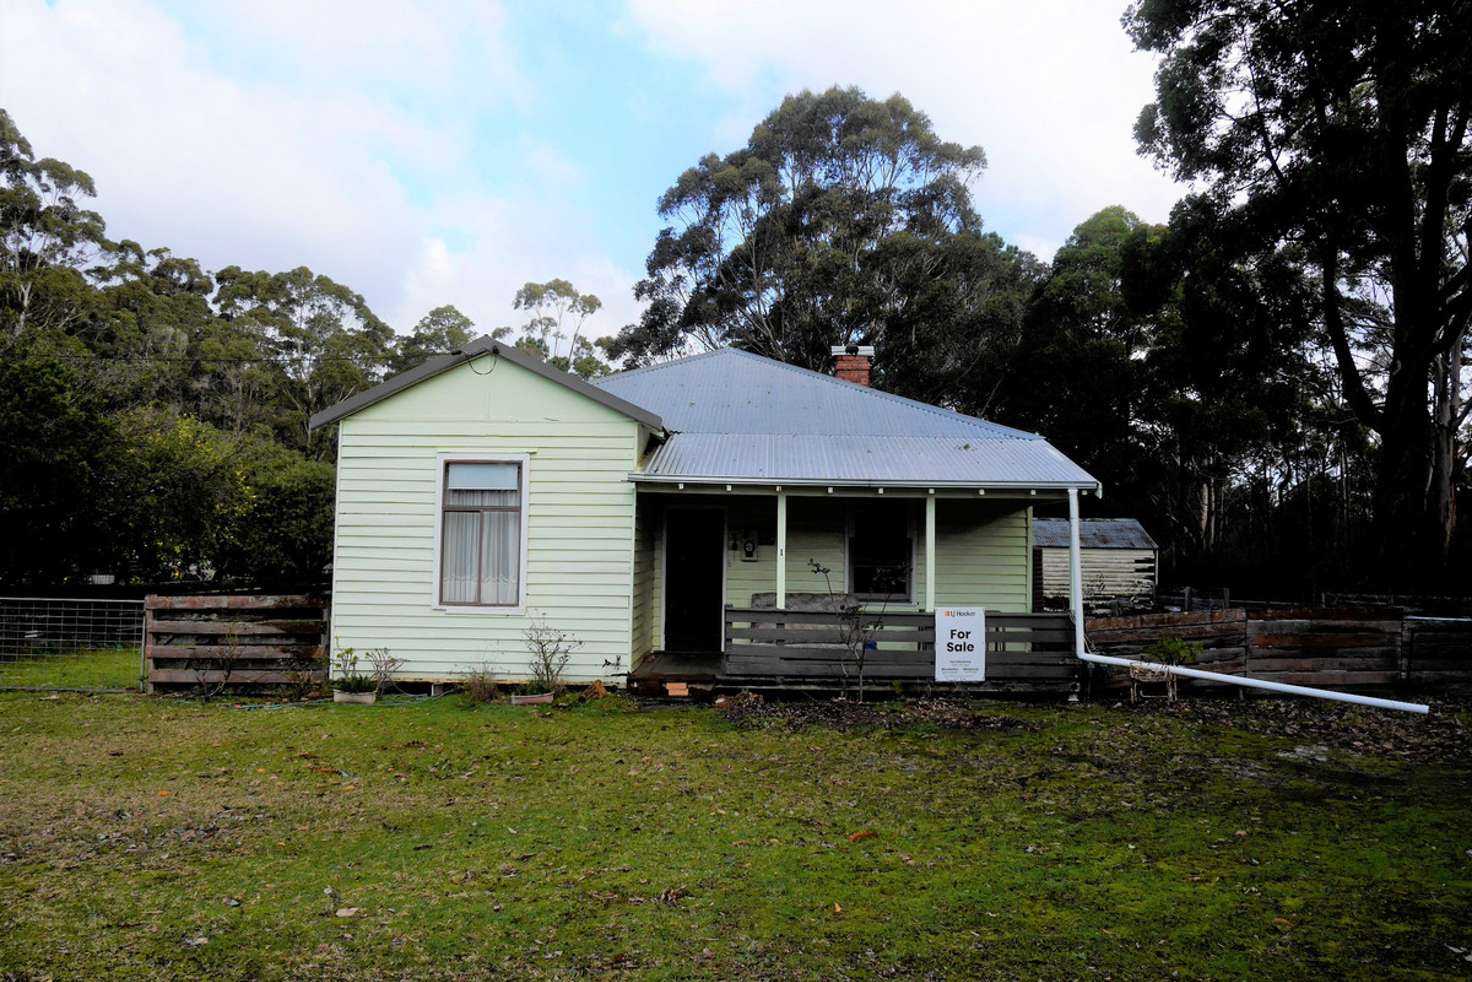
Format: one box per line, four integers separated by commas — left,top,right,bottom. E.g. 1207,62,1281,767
626,474,1102,493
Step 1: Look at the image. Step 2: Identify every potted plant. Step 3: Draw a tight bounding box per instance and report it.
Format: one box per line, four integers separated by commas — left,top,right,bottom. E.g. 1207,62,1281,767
511,617,579,705
331,647,378,704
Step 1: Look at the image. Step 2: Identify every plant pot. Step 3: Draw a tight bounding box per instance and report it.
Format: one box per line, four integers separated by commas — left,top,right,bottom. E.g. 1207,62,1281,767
510,691,554,705
333,690,377,705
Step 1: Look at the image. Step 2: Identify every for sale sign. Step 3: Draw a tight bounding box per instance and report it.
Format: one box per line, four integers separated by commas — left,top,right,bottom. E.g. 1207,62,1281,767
934,607,986,682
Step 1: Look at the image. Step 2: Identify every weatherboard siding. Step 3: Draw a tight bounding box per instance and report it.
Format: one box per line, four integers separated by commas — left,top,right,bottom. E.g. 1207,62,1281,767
631,495,656,668
330,357,640,683
1037,546,1157,602
705,495,1032,616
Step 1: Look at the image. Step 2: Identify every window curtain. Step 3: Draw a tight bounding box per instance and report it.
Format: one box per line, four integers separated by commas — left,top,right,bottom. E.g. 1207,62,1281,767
441,462,522,605
442,511,480,604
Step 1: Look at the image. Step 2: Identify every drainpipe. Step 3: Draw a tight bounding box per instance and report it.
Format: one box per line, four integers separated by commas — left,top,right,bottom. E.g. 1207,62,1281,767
1067,489,1427,715
1068,489,1084,660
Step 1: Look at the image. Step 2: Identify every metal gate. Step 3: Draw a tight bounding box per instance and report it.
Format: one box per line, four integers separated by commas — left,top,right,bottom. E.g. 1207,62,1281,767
0,596,146,692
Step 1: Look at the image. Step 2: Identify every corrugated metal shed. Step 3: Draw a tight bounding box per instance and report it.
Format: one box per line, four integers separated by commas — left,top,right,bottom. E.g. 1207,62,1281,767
593,349,1099,489
1033,518,1157,550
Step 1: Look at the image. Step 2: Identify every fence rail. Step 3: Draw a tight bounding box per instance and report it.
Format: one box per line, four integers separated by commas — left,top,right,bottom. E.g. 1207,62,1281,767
1086,608,1472,693
721,607,1076,690
0,596,145,691
144,594,328,694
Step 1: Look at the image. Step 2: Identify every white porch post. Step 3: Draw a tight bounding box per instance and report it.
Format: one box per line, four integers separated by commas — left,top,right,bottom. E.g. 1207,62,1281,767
1068,488,1084,656
924,494,936,612
776,491,787,609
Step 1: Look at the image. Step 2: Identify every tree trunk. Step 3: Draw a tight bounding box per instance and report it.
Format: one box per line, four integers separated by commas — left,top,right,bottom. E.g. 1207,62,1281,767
1430,329,1466,565
1373,375,1436,585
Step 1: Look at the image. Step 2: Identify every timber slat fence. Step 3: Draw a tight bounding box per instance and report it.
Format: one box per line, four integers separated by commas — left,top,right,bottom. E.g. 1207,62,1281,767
1086,608,1472,692
722,607,1076,690
144,594,328,693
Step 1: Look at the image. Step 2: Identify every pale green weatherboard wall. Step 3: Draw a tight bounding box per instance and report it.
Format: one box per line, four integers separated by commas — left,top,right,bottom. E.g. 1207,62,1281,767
636,495,1033,649
330,356,642,683
722,496,1033,613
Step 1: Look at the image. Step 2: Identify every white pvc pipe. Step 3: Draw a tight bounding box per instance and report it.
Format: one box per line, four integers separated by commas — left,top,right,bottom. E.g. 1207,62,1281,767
1067,488,1085,661
1077,651,1429,715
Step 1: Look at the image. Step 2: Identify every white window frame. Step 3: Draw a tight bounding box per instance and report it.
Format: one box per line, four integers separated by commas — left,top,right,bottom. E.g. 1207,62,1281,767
431,452,531,615
844,500,918,605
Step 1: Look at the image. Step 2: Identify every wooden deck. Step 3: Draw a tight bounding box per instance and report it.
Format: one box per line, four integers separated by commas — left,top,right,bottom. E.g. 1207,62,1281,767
629,608,1080,695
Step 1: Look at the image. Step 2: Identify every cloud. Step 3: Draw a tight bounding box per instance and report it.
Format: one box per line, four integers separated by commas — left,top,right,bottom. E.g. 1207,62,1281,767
0,0,635,342
624,0,1185,255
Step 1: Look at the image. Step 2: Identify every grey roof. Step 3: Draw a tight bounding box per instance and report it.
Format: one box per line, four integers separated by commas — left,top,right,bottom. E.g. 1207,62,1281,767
1034,518,1156,550
307,336,663,431
593,349,1099,490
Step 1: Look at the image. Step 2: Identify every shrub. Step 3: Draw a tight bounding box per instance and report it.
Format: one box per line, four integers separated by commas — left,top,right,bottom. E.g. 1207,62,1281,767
463,663,499,704
331,646,376,693
524,616,580,694
1142,636,1202,666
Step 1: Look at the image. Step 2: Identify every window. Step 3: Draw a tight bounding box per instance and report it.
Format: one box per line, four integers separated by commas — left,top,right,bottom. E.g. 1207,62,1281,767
847,502,913,602
438,460,524,607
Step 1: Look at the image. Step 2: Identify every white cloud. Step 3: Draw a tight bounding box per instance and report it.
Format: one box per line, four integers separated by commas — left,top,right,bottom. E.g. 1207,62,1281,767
625,0,1185,254
0,0,633,343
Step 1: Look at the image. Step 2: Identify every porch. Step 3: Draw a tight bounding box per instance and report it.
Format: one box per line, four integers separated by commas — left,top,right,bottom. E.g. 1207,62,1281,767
628,483,1090,693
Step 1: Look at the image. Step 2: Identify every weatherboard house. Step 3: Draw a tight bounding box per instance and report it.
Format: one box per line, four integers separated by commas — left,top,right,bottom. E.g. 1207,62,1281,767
309,339,1101,689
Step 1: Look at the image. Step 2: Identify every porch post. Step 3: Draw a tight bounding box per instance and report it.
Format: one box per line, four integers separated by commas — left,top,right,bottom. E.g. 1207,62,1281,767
924,494,936,612
1068,488,1084,656
776,491,787,610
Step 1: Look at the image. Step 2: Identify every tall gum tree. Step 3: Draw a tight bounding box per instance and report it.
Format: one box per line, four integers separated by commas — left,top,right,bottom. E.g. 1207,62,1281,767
1126,0,1472,580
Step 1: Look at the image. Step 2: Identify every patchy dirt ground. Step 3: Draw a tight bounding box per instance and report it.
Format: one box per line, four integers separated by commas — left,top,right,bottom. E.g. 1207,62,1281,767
716,689,1471,764
714,691,1042,733
2,690,1470,980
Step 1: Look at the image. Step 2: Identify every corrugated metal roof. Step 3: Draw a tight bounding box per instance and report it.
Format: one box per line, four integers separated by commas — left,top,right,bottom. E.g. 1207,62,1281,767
1034,518,1156,550
593,349,1099,489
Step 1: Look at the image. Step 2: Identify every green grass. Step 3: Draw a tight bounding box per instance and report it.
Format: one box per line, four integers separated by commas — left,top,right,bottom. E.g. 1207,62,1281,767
0,647,141,690
0,692,1468,979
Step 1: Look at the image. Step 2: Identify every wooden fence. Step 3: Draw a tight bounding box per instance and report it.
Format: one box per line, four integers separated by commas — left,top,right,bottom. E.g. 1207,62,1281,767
144,594,328,693
1085,608,1472,692
722,607,1077,691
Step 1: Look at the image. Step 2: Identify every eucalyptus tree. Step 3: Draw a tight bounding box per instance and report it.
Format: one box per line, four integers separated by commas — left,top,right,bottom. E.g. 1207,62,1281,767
213,265,393,457
0,108,108,337
606,86,1019,377
509,279,604,376
1126,0,1472,573
388,304,476,375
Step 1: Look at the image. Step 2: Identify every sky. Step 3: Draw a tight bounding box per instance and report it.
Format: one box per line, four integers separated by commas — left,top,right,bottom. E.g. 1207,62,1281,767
1,0,1183,342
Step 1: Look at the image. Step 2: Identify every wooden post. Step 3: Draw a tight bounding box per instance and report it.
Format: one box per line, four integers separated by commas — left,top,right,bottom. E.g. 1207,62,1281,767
924,494,936,612
775,491,787,610
142,599,154,694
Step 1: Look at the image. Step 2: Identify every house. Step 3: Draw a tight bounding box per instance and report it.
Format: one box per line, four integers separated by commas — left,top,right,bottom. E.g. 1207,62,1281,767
1032,518,1158,612
308,339,1100,688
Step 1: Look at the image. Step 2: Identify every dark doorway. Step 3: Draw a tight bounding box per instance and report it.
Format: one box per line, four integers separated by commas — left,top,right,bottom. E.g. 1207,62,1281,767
664,509,724,652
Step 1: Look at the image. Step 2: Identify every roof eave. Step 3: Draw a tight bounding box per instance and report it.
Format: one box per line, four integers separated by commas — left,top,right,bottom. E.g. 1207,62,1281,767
627,473,1102,493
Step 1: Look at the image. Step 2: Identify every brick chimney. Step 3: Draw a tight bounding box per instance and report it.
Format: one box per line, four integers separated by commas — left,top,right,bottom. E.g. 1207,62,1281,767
830,344,874,387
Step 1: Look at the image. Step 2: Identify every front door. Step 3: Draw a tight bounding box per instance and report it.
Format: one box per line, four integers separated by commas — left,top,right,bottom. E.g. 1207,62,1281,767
664,509,724,652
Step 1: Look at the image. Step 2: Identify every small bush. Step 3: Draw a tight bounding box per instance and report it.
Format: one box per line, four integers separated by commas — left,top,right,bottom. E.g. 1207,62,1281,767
524,616,580,695
1142,636,1202,666
331,646,376,693
463,663,499,704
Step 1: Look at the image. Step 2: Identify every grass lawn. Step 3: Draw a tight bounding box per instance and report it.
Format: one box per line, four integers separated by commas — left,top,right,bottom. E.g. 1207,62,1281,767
0,648,141,690
1,690,1469,979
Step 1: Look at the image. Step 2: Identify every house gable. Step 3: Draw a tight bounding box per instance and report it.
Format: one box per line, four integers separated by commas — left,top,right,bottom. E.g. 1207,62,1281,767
352,352,639,427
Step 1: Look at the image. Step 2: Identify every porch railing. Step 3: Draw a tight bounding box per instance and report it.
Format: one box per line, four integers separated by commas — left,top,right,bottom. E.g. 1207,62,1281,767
722,607,1077,686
